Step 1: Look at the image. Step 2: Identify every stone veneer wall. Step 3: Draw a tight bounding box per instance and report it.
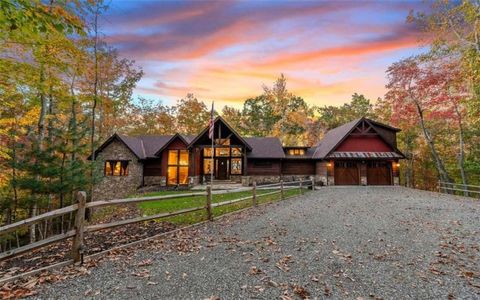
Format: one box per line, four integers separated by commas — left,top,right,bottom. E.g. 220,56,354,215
242,176,281,186
314,161,335,186
144,176,165,186
93,140,143,201
230,175,242,183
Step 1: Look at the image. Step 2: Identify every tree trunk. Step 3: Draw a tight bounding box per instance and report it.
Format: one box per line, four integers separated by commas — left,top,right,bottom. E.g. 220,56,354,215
30,65,48,243
414,102,453,186
89,3,101,217
455,105,469,196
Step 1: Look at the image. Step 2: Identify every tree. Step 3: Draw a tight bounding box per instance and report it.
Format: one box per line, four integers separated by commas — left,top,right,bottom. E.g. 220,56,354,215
241,95,279,137
409,0,480,122
317,93,375,130
385,57,454,185
174,94,210,135
221,106,243,133
126,98,176,135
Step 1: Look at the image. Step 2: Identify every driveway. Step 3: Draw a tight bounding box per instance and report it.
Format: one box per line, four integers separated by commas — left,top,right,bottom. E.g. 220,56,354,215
32,187,480,299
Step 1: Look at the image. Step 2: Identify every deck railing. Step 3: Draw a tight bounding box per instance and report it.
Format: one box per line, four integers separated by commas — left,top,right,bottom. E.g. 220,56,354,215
438,181,480,198
0,179,314,283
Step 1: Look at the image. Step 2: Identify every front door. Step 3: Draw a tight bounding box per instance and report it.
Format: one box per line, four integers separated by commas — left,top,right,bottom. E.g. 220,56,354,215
217,158,229,180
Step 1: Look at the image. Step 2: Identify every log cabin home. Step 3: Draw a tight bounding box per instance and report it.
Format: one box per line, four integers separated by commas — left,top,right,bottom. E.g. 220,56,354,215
92,117,404,200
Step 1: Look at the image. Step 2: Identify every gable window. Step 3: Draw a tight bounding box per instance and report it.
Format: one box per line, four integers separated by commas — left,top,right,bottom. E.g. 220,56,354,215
167,150,189,185
231,147,242,157
215,138,230,145
104,160,129,176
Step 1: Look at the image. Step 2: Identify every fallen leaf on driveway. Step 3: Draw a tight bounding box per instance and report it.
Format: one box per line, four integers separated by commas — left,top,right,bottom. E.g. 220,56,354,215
292,284,310,299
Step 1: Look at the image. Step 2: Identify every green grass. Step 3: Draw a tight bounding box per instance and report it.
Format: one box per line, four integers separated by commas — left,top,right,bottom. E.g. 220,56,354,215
136,187,309,225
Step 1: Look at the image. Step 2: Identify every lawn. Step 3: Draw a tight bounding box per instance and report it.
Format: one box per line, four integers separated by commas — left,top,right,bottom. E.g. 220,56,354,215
136,186,309,225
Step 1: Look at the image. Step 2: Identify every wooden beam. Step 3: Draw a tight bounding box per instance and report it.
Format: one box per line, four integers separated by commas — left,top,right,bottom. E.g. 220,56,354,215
206,186,213,221
0,230,76,261
72,191,86,263
211,195,253,208
0,204,78,235
85,206,206,233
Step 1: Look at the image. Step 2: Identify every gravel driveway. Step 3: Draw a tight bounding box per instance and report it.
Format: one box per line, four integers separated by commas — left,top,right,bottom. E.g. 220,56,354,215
32,187,480,299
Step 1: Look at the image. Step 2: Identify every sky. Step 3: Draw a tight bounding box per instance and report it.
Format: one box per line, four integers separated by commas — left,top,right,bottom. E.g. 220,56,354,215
101,0,429,109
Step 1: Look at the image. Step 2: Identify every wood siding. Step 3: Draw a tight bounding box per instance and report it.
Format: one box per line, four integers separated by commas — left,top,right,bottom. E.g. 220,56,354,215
336,135,392,152
282,160,315,175
160,137,189,176
247,159,282,176
143,159,162,176
372,125,397,148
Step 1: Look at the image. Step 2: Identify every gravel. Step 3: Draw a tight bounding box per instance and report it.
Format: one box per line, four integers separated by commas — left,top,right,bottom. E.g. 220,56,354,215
31,187,480,299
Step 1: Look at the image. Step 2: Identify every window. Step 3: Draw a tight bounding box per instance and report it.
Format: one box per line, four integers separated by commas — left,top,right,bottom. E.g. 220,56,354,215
215,138,230,145
231,158,242,174
104,160,129,176
167,150,189,185
335,161,357,168
231,147,242,157
287,149,305,155
215,147,229,157
203,159,213,174
203,148,213,157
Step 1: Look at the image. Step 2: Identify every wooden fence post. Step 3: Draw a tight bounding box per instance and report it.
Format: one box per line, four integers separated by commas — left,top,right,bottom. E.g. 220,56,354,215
252,181,257,206
72,191,86,263
280,180,284,200
300,181,303,195
206,186,213,221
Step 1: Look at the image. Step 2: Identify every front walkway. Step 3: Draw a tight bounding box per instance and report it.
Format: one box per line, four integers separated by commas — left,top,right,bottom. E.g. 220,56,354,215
33,187,480,299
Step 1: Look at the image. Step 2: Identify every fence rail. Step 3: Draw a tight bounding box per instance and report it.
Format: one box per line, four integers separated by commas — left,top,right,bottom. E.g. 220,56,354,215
0,179,314,281
438,181,480,198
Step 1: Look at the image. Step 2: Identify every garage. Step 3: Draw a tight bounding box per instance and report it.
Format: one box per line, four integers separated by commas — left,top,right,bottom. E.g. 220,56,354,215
334,161,359,185
367,161,392,185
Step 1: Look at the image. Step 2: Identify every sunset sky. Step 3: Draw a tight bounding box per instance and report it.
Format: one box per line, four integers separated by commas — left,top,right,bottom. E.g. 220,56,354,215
102,1,429,108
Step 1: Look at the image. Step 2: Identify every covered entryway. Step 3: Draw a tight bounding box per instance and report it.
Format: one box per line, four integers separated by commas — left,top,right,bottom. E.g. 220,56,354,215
367,161,392,185
334,161,359,185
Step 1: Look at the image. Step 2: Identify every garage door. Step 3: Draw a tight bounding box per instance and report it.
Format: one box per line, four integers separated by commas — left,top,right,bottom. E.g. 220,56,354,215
334,161,359,185
367,161,392,185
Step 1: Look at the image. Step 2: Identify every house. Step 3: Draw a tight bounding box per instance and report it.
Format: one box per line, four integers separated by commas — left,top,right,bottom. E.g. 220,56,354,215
92,117,404,200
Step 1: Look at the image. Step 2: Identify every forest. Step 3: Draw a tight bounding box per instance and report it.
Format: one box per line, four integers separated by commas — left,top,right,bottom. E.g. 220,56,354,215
0,0,479,247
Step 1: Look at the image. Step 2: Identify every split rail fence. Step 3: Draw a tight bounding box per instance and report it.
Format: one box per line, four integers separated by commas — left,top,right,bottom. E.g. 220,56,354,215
0,179,314,282
438,181,480,198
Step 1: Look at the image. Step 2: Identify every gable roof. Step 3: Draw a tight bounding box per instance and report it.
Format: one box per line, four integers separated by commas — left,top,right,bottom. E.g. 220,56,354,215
93,133,193,160
187,116,252,150
312,117,403,159
154,133,190,156
244,137,285,158
312,118,361,159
